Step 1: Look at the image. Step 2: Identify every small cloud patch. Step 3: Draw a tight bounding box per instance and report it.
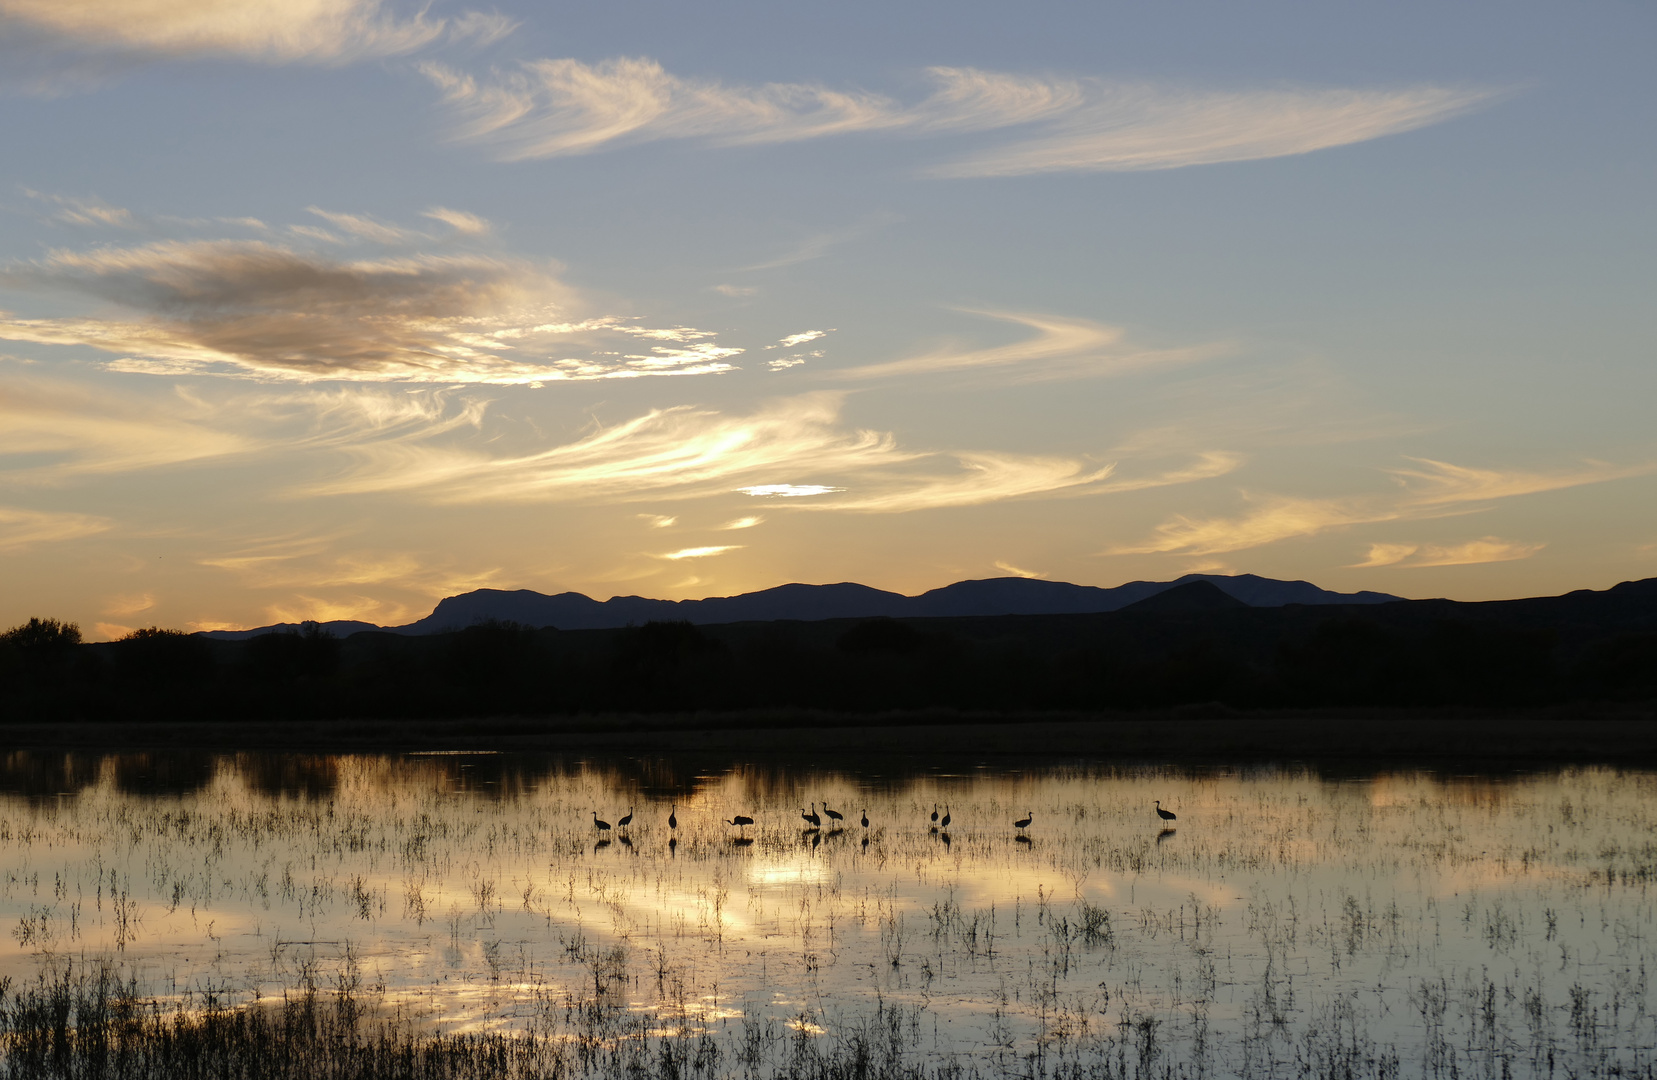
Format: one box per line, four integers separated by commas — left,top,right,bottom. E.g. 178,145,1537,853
768,330,835,349
1351,537,1545,569
737,484,844,498
658,545,742,560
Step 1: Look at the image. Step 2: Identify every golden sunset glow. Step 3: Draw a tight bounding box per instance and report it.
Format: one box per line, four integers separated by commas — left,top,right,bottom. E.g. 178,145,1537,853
0,0,1651,635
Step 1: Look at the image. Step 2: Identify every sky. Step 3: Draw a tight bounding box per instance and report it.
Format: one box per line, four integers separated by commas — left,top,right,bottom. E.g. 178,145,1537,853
0,0,1653,638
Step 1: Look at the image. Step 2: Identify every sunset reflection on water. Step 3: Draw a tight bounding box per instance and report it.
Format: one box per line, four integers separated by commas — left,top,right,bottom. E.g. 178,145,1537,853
3,751,1655,1073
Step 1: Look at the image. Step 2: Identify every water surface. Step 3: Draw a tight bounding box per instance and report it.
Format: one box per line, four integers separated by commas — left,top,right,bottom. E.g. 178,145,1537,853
3,751,1654,1077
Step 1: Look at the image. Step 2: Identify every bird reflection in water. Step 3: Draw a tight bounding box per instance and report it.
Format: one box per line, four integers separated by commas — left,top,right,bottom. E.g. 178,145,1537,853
593,838,611,853
728,836,754,848
939,831,951,849
1156,827,1177,845
668,836,677,856
618,834,634,851
1014,834,1033,846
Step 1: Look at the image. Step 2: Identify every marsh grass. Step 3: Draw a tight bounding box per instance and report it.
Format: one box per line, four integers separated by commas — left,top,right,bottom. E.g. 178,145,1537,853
5,755,1657,1078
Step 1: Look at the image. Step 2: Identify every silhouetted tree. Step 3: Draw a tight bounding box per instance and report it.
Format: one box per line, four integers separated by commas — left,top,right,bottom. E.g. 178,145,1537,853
836,618,924,656
245,623,340,683
444,619,541,690
115,627,216,684
1425,620,1557,705
0,617,87,690
1573,632,1657,698
612,621,730,708
2,617,82,650
1277,619,1409,705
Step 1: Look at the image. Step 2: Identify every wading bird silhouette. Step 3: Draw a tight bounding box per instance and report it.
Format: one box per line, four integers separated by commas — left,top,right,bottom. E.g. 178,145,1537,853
802,803,821,829
823,803,844,826
860,809,869,829
930,804,939,827
939,806,951,831
1155,801,1177,822
668,804,677,831
726,814,753,836
592,811,611,835
1013,811,1033,834
617,806,634,834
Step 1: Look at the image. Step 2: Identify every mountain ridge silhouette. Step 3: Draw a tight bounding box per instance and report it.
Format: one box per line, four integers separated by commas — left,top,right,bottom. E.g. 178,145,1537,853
198,573,1401,640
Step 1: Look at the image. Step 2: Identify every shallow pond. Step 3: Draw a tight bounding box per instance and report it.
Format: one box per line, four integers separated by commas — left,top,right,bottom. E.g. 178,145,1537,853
2,750,1655,1078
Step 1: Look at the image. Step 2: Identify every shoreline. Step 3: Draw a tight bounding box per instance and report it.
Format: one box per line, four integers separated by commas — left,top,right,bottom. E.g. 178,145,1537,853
3,706,1656,762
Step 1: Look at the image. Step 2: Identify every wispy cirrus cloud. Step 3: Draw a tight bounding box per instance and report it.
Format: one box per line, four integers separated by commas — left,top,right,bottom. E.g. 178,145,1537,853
658,545,741,560
422,57,1498,175
930,84,1498,178
0,233,743,383
1112,494,1393,557
1351,537,1546,569
195,531,504,626
0,371,252,481
0,0,513,67
0,504,109,550
21,189,136,228
833,309,1223,383
1388,457,1657,506
102,592,155,617
1108,457,1656,557
421,206,492,235
292,388,1233,515
296,391,910,503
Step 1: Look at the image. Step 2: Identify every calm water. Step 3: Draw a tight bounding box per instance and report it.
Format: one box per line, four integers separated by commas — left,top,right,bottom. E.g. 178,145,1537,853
3,751,1656,1077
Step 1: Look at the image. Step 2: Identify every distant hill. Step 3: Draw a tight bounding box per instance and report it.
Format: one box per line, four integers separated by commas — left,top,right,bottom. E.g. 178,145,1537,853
37,576,1657,724
1120,580,1250,613
198,573,1401,640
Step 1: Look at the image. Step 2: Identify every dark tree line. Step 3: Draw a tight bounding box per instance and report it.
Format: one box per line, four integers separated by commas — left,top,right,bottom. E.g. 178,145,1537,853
3,580,1657,723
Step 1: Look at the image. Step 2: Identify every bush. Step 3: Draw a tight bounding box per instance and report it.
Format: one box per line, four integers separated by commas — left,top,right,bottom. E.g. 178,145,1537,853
1,617,81,650
115,627,216,684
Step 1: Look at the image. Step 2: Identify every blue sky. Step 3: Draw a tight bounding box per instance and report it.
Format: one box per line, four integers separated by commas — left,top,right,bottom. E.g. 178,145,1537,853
1,0,1653,636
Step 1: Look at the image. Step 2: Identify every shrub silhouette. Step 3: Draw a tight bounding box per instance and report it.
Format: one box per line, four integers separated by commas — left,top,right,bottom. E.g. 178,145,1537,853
115,627,216,684
1574,632,1657,697
245,623,340,683
836,618,924,655
2,617,82,650
1,617,86,689
611,621,730,707
445,619,540,688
